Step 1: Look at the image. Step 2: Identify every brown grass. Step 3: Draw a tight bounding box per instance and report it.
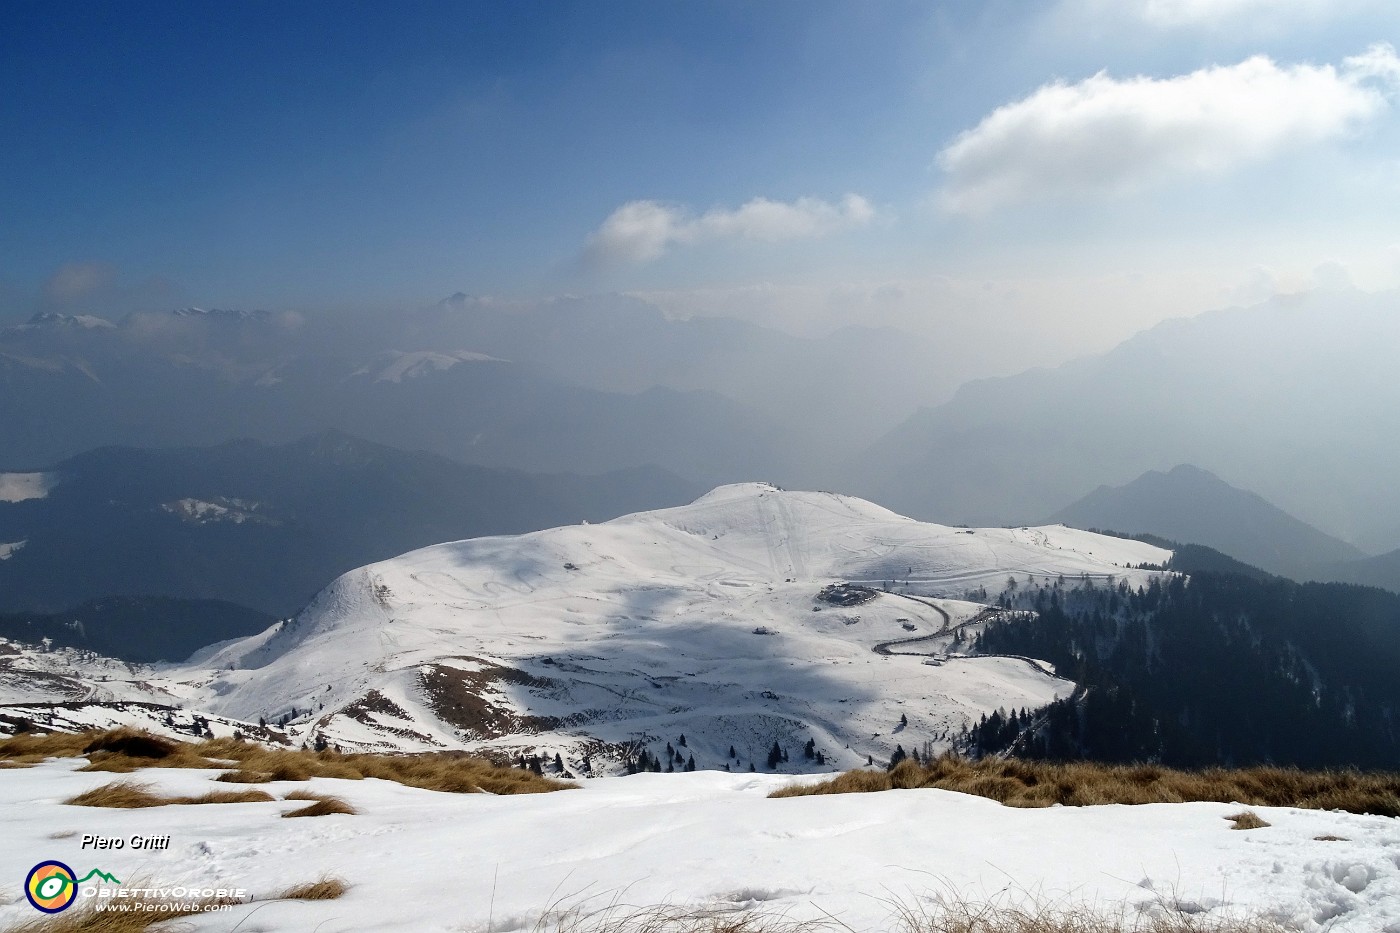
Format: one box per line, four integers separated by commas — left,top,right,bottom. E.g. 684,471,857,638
276,876,349,900
1224,811,1270,830
0,730,94,766
63,781,274,809
281,791,357,817
770,755,1400,816
513,895,1287,933
885,892,1287,933
0,727,573,795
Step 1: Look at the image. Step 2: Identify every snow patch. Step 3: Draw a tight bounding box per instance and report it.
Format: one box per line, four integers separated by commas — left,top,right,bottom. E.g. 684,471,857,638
355,349,503,383
0,472,55,503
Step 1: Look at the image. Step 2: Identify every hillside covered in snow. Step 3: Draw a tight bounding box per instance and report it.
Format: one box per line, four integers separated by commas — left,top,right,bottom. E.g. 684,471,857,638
1,484,1172,775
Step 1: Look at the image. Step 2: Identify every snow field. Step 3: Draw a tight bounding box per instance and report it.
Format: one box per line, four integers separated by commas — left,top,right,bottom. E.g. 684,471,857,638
0,473,53,504
1,758,1398,932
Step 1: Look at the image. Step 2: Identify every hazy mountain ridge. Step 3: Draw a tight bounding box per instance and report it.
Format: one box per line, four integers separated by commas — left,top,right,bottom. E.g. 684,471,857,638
1047,464,1366,580
853,288,1400,552
0,299,951,486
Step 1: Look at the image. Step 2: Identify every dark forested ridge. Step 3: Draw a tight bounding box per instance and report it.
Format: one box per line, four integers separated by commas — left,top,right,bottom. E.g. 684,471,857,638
0,596,275,663
963,571,1400,770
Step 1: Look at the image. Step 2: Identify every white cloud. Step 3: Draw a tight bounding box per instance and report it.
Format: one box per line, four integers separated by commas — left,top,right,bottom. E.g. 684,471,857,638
585,194,875,264
938,45,1400,215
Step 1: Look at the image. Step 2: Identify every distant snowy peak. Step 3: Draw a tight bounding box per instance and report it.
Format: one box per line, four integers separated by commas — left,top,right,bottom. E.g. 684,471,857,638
160,497,279,526
168,307,272,322
352,349,506,383
10,311,116,332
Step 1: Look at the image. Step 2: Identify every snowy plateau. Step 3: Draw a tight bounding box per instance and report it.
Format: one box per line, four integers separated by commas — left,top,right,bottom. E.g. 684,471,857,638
5,485,1399,931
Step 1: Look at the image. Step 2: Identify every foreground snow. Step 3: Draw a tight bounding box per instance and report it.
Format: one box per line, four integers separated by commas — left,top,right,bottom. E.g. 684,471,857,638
1,760,1397,932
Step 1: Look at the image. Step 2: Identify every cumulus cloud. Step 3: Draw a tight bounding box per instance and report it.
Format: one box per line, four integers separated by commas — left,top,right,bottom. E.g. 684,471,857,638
937,45,1400,215
585,194,875,264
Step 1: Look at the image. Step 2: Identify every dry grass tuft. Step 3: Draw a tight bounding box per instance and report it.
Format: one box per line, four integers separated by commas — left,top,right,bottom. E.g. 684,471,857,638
546,904,833,933
81,729,177,760
281,792,357,817
886,892,1287,933
1,727,573,795
1224,811,1270,831
203,739,572,794
771,754,1400,816
275,876,349,900
63,781,274,809
504,894,1288,933
0,730,95,766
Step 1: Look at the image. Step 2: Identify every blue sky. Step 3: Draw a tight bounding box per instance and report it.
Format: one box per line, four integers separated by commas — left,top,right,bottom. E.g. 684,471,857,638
3,0,1398,364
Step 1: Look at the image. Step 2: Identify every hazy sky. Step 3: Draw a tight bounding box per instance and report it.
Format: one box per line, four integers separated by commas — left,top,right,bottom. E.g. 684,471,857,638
4,0,1398,367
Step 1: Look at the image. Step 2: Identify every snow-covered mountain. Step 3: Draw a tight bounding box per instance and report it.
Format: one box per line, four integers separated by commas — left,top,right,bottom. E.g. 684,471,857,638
0,484,1171,774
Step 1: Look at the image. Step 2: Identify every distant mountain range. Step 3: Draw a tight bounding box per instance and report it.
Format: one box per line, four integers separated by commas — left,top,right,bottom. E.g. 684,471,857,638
1047,464,1366,581
0,299,952,489
852,288,1400,554
0,432,699,616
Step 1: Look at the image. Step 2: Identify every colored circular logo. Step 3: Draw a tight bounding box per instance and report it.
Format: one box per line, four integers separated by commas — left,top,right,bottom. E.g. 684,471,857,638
25,861,77,913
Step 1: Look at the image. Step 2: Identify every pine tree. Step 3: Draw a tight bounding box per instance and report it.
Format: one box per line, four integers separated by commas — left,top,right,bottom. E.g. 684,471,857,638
888,745,907,770
728,745,736,759
554,752,564,771
685,755,695,772
803,738,816,759
678,734,687,747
